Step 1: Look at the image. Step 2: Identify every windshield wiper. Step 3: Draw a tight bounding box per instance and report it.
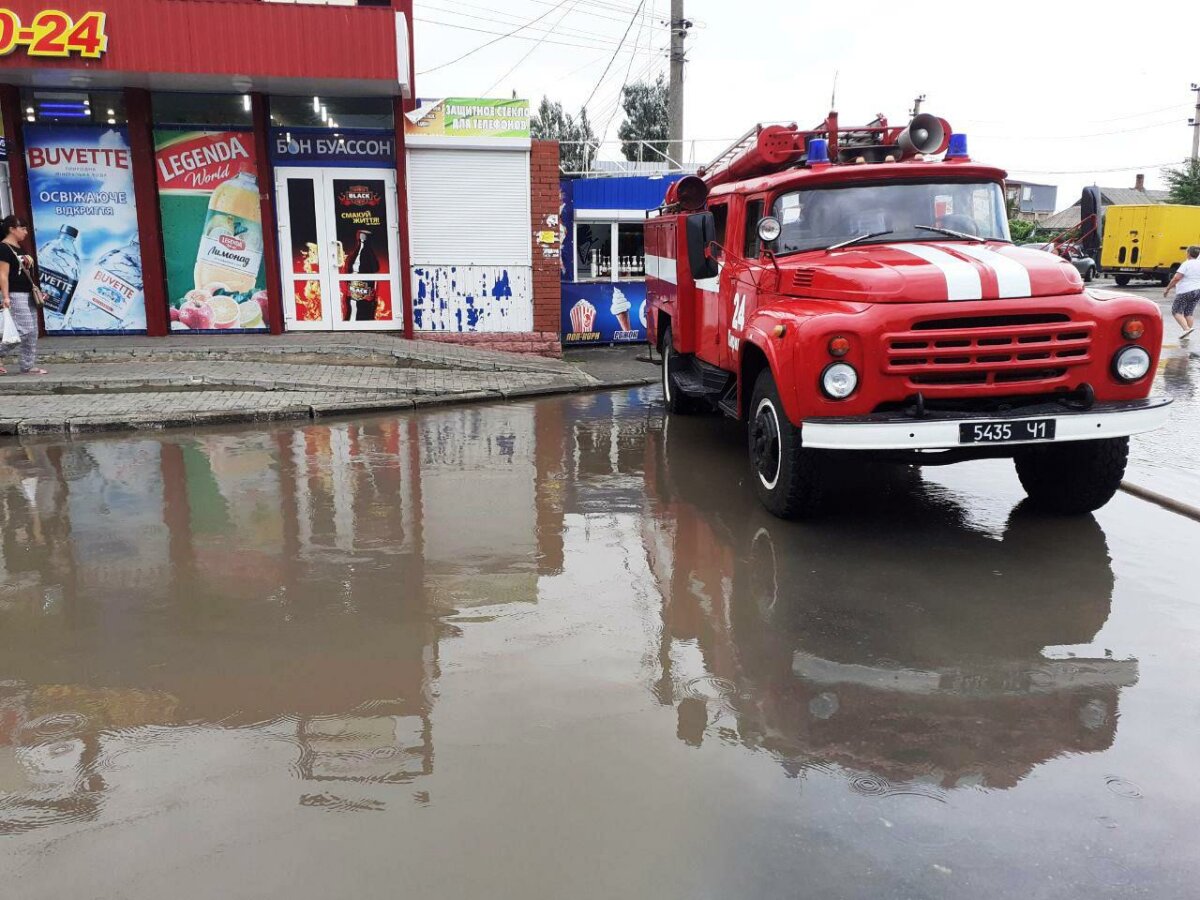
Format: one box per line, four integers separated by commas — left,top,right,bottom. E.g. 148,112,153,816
827,229,894,251
914,224,983,242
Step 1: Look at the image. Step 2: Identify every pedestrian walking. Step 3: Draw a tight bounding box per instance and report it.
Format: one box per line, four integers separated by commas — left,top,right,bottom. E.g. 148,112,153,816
1164,245,1200,340
0,214,47,376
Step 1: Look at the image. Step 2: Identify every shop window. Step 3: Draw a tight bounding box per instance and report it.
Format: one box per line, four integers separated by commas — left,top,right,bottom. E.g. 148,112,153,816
270,96,393,130
20,89,125,126
153,92,252,128
576,222,613,281
616,224,645,278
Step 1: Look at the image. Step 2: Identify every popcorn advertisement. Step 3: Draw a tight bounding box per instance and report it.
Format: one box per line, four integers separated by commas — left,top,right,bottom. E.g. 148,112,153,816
562,282,647,345
154,129,268,332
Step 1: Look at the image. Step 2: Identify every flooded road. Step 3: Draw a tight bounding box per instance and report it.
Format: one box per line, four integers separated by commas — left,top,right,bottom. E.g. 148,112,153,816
2,388,1198,899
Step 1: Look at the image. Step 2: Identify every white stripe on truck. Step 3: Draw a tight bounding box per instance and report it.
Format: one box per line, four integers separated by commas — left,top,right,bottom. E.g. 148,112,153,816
645,254,677,285
890,243,982,301
952,244,1032,298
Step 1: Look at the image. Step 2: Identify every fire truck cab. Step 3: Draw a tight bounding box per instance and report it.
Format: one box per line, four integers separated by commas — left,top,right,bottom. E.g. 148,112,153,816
646,113,1170,518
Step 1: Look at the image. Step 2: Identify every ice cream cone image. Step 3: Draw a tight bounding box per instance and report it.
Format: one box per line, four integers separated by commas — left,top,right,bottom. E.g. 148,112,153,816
610,288,632,331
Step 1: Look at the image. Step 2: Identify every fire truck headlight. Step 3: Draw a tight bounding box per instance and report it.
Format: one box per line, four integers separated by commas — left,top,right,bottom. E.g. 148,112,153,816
1113,345,1151,382
821,362,858,399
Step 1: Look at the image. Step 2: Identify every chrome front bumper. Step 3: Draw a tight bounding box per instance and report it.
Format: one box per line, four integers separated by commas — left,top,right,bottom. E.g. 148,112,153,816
800,397,1171,451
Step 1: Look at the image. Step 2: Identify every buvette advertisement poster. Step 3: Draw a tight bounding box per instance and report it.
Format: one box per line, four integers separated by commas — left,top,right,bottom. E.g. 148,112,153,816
25,125,145,333
562,281,648,345
154,129,268,332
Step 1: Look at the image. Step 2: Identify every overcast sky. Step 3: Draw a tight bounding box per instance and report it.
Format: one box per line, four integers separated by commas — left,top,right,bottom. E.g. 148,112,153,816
413,0,1193,210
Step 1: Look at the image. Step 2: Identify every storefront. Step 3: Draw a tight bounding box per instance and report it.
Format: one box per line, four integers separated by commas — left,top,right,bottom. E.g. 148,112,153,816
0,0,419,338
560,174,683,346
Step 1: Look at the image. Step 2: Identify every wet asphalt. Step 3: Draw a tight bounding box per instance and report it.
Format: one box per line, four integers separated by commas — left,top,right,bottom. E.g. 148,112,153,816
1,384,1198,899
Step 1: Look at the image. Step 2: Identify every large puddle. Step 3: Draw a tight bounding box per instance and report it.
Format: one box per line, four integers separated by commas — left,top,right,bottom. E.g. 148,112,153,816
2,387,1198,898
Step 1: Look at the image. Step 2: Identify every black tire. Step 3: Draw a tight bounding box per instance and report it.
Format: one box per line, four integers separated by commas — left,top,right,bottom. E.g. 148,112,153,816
1114,275,1131,287
1085,266,1096,283
1014,437,1129,514
1158,274,1172,287
660,325,699,415
748,368,825,518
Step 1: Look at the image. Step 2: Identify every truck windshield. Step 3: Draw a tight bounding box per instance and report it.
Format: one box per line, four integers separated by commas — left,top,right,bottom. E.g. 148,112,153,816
771,181,1010,254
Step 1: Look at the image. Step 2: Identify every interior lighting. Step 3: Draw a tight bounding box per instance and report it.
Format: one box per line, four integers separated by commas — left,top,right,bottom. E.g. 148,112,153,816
313,96,320,113
106,108,114,115
107,117,115,124
24,106,32,114
243,95,251,112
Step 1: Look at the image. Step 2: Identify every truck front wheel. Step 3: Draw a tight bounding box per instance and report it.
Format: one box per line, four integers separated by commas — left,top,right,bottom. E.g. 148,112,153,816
1013,437,1129,514
661,325,701,415
749,369,825,518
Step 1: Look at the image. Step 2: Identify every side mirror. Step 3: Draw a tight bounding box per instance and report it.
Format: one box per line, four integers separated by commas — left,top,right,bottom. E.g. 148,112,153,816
686,212,719,280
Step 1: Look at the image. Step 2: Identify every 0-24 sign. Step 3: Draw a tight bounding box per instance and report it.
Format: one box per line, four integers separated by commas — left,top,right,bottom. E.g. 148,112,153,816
0,9,108,59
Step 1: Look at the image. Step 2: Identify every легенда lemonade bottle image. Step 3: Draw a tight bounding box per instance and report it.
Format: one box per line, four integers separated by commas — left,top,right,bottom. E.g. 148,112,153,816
183,171,266,329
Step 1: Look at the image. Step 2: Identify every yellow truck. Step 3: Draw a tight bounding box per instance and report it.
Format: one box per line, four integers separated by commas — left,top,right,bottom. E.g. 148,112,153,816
1100,204,1200,286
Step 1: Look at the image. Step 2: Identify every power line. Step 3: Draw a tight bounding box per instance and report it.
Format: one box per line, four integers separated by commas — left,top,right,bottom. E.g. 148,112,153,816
581,0,648,114
415,17,650,60
1011,161,1181,175
974,117,1184,141
597,0,652,145
416,0,578,75
483,0,585,94
420,0,634,48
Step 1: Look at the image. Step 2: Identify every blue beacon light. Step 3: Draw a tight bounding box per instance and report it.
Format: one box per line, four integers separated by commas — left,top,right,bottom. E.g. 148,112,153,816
807,138,830,166
947,133,969,159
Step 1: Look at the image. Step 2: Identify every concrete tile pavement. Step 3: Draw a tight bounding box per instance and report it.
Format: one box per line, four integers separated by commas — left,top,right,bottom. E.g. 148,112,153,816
0,335,658,436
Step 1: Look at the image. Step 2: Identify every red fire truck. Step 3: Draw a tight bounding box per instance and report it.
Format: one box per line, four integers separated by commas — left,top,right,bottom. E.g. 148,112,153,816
646,112,1170,518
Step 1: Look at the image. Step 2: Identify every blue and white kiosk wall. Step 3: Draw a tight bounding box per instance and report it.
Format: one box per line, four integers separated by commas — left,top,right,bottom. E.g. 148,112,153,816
560,174,683,346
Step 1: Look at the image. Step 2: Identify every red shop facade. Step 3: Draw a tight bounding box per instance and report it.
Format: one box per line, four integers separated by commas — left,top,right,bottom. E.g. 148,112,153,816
0,0,563,354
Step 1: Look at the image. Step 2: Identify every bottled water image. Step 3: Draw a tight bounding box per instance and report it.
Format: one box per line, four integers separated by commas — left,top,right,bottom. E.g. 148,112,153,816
37,225,81,328
64,236,144,331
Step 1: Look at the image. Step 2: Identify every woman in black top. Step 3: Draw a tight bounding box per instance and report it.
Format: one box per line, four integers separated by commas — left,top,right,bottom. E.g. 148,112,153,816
0,214,46,375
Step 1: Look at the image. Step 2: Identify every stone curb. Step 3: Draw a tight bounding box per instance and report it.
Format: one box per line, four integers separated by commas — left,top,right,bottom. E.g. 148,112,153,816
0,377,658,437
1119,480,1200,523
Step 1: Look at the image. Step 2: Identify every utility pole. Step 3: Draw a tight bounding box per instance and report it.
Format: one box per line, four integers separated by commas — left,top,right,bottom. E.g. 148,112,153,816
668,0,691,170
1190,83,1200,161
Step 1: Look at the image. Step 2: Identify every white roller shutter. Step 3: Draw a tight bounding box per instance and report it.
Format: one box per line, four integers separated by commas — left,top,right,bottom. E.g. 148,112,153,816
407,148,531,267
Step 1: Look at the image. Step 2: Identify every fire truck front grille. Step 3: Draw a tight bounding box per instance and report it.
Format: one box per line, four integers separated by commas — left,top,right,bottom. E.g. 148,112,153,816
883,313,1094,388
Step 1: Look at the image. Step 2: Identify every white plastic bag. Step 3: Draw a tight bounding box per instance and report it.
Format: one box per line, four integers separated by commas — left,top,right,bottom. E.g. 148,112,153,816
1,308,20,346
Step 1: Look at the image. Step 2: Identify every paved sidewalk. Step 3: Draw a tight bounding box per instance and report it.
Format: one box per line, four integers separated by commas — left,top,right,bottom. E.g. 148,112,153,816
0,335,657,435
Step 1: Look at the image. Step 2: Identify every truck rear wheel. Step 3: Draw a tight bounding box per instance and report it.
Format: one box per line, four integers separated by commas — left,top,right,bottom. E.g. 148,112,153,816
749,369,825,519
661,325,701,415
1114,275,1131,287
1013,437,1129,514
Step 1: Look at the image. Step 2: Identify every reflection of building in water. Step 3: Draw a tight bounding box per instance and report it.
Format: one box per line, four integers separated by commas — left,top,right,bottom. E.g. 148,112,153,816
641,417,1136,790
0,391,660,831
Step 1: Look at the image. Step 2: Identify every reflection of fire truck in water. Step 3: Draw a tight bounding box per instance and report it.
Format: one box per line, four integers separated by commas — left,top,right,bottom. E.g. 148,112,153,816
646,111,1170,518
641,416,1137,789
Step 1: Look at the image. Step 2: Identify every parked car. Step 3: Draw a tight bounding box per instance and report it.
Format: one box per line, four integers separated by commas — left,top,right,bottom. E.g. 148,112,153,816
1019,242,1097,282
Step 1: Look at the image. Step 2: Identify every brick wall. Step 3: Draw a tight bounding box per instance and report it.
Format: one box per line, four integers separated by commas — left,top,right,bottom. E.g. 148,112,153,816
530,140,563,344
